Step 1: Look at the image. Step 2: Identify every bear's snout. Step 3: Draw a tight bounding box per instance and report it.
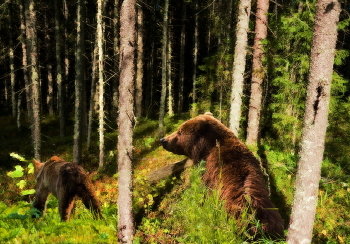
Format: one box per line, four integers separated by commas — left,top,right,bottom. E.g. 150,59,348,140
160,138,167,146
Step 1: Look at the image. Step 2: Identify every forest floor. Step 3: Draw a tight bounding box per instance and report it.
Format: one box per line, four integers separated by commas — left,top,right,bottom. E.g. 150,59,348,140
0,114,349,243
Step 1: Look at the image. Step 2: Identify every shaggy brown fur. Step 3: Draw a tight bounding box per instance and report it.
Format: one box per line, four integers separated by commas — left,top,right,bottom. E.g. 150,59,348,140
160,114,284,238
33,156,102,221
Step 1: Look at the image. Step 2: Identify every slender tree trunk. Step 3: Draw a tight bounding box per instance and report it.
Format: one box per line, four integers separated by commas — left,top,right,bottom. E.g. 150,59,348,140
246,0,269,145
87,38,98,150
117,0,136,242
287,1,341,243
9,4,16,118
191,0,198,115
73,0,85,164
228,0,252,135
63,0,69,124
167,28,173,116
97,0,105,169
25,0,41,160
54,0,65,138
177,1,186,114
112,0,120,118
45,13,54,116
135,3,144,118
17,93,22,129
158,0,169,138
19,0,32,121
145,0,156,116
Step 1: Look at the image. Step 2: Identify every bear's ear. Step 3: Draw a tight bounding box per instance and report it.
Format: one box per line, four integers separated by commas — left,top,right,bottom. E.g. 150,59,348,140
33,159,44,172
50,156,63,162
204,112,213,117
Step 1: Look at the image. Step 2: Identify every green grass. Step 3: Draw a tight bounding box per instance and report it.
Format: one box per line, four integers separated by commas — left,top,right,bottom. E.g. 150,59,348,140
0,198,117,243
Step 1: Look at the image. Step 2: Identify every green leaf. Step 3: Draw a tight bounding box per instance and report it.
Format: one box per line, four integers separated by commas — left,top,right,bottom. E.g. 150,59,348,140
7,165,24,178
7,213,30,220
21,189,35,195
16,180,26,189
28,163,34,174
10,152,27,162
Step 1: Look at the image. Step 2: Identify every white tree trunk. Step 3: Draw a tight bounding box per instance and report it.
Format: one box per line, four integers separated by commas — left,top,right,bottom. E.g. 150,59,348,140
25,0,41,160
229,0,251,135
287,1,341,243
117,0,136,242
97,0,105,169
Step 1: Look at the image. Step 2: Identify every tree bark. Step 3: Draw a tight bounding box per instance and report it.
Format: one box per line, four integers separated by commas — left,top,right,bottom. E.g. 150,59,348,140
9,4,16,119
158,0,169,138
287,1,341,243
25,0,41,160
97,0,105,169
117,0,136,242
229,0,252,135
45,13,54,116
191,0,198,115
73,0,85,164
177,1,186,114
19,0,32,121
167,25,173,116
54,0,65,138
63,0,70,134
112,0,120,119
246,0,269,145
87,38,98,150
135,3,144,118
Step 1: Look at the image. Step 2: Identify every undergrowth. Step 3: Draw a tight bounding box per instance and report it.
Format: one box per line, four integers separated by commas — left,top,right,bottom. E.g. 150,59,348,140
0,115,349,243
0,197,117,243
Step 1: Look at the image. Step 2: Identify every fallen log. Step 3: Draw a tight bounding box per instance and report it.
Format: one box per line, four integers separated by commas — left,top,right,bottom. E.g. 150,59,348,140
146,158,193,183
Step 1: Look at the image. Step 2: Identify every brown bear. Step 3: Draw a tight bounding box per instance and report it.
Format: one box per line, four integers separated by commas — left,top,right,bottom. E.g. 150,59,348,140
160,113,284,238
33,156,102,221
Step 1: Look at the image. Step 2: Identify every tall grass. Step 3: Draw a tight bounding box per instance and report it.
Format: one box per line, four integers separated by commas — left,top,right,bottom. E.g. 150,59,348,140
151,162,284,244
0,197,117,243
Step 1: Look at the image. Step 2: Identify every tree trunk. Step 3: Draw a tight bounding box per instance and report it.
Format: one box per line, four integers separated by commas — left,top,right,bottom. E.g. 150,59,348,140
97,0,105,169
45,13,54,116
167,25,173,116
287,1,341,243
25,0,41,160
158,0,169,138
112,0,120,119
177,1,186,114
54,0,65,138
63,0,70,130
19,0,32,121
191,0,198,115
117,0,136,242
246,0,269,145
87,38,98,150
9,4,16,119
135,3,144,118
73,0,85,164
228,0,251,136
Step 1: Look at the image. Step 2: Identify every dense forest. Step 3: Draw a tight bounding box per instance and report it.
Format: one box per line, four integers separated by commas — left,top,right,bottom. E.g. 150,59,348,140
0,0,350,243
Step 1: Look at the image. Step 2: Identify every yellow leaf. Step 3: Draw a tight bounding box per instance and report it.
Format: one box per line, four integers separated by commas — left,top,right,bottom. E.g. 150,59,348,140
338,235,344,243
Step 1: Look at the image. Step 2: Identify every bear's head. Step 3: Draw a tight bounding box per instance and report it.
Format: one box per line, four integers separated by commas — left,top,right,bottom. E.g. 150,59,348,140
160,113,233,162
33,156,65,177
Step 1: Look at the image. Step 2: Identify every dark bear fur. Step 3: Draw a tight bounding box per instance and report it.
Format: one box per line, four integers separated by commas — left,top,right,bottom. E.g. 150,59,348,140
161,113,284,238
33,156,102,221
